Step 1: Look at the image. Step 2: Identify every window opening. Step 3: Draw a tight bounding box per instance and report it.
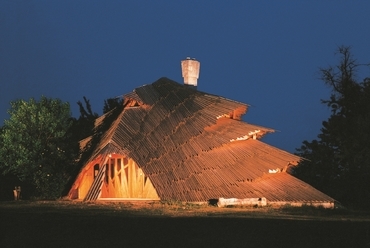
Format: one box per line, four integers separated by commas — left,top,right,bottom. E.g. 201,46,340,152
93,164,99,179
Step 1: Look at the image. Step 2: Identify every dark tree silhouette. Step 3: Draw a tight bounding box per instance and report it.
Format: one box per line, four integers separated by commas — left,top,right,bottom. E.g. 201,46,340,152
294,46,370,208
103,97,123,114
70,96,123,141
69,96,99,141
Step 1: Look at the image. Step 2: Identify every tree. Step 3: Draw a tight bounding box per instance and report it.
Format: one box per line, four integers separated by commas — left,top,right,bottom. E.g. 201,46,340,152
103,97,123,114
69,96,123,142
294,46,370,208
0,96,78,199
69,96,99,141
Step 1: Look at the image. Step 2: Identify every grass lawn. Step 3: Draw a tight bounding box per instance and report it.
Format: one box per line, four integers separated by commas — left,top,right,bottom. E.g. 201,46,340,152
0,200,369,248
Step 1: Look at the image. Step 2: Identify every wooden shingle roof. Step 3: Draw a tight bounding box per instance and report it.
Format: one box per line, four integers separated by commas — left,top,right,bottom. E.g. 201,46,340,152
81,77,334,203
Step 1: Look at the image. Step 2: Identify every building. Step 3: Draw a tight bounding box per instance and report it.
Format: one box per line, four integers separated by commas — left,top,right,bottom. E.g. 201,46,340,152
68,58,334,208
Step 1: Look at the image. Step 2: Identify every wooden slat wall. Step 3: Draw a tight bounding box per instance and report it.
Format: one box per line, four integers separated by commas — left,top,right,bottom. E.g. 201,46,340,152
84,156,108,201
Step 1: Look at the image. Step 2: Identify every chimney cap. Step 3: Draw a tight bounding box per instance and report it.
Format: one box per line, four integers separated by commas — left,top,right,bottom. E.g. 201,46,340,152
181,57,200,87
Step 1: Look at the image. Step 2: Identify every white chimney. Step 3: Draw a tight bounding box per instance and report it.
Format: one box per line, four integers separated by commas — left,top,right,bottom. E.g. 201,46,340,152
181,57,200,87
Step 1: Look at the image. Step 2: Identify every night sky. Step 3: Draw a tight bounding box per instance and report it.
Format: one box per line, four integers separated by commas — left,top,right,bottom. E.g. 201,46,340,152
1,1,369,153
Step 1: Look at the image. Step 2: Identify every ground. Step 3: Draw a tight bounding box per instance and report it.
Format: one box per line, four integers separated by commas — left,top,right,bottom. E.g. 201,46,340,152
0,200,369,248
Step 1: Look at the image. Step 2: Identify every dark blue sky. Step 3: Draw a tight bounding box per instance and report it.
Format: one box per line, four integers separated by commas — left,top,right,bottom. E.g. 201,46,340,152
1,1,369,153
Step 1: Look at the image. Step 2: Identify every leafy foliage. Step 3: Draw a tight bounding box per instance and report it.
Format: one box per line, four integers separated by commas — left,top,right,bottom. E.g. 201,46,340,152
294,47,370,208
0,94,124,199
0,96,79,199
